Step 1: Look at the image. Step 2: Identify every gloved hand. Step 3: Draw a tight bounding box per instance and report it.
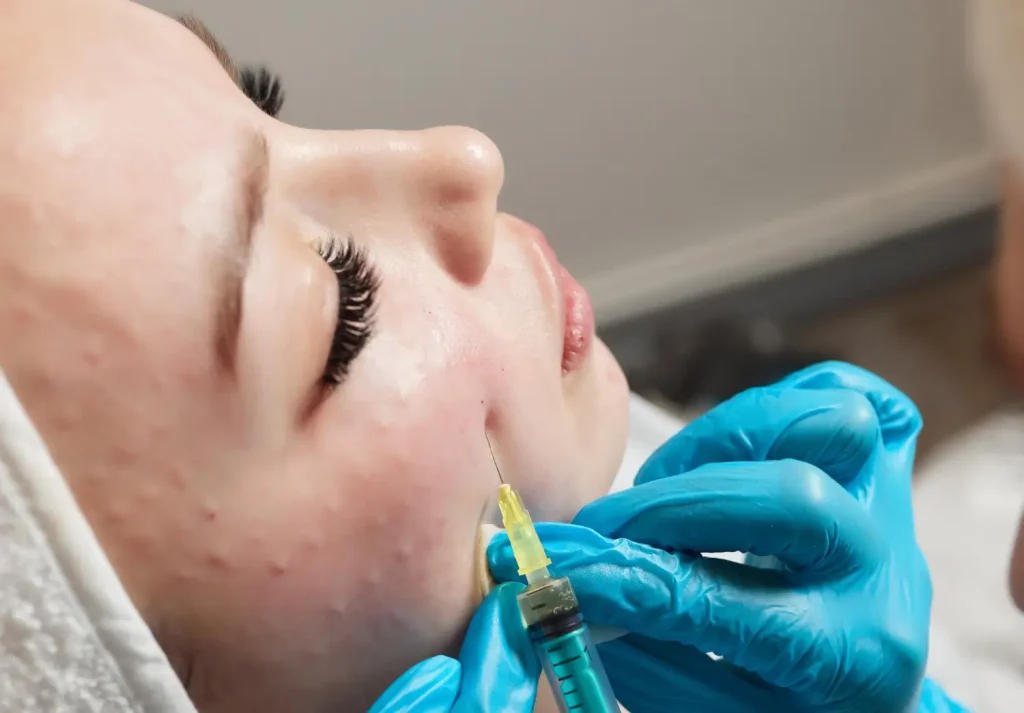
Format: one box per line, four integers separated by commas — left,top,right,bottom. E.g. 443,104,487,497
490,362,963,713
369,582,539,713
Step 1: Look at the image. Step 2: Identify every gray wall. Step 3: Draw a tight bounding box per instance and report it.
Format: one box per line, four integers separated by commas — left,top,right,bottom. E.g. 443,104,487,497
145,0,991,323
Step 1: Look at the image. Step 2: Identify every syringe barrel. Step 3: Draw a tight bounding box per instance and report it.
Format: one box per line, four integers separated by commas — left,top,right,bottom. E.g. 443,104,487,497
533,618,619,713
517,577,619,713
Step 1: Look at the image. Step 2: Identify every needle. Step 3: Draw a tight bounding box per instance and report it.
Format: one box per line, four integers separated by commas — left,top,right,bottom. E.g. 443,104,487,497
484,434,505,484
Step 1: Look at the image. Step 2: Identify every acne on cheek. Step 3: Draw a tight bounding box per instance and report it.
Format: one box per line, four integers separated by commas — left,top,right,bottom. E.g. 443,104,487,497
180,362,496,651
91,450,249,585
170,475,349,588
309,465,480,648
64,460,207,609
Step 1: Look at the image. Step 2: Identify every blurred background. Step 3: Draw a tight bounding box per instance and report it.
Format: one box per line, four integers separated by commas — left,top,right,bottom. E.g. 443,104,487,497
146,0,1010,460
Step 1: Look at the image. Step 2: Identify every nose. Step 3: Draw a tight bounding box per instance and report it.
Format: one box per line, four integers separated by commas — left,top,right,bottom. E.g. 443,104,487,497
409,126,504,285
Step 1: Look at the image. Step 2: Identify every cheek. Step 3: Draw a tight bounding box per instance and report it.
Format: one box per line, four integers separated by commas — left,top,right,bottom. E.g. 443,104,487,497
172,360,497,682
324,376,493,617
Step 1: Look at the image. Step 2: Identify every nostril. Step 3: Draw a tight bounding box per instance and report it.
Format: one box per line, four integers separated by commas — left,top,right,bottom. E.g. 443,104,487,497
412,127,503,286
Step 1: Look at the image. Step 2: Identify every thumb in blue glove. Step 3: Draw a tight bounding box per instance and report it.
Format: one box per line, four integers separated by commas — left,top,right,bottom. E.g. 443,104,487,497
369,582,540,713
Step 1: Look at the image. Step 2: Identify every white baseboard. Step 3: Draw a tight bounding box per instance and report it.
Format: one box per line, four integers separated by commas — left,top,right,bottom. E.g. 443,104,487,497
585,150,999,326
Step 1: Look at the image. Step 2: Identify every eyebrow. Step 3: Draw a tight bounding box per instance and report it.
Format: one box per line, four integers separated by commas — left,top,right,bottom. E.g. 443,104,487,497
174,14,270,373
213,131,270,374
175,14,241,87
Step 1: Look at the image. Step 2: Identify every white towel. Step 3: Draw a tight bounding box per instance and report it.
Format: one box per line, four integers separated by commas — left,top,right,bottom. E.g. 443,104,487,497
0,370,194,713
914,410,1024,713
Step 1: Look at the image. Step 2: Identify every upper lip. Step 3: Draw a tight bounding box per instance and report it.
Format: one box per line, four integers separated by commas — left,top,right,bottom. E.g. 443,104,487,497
509,214,563,308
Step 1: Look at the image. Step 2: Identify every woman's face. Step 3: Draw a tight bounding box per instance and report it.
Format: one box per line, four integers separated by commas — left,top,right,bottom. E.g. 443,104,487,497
0,1,629,711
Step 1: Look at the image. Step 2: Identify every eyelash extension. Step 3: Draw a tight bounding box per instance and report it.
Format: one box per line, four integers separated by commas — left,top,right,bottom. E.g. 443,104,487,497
240,66,285,117
314,234,380,388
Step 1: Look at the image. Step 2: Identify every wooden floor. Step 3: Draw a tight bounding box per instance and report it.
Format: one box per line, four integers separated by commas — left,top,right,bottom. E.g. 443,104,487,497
799,264,1016,461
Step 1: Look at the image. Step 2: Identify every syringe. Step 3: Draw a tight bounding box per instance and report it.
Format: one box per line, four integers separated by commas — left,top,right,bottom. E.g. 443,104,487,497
496,483,620,713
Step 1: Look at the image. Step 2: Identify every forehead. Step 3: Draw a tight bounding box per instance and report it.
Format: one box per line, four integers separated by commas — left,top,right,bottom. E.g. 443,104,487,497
0,0,255,248
4,0,234,91
1,0,246,157
0,0,262,371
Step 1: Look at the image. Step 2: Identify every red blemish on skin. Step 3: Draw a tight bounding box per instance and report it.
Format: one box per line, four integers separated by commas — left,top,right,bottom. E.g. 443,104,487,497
172,568,199,583
178,368,205,391
109,442,137,467
302,533,324,554
170,467,188,490
105,504,127,526
268,553,290,577
82,341,101,368
205,552,229,571
78,466,105,484
49,406,78,432
10,301,32,327
126,530,154,555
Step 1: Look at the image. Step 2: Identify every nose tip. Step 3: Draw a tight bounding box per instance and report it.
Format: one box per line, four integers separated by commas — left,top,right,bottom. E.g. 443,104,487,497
415,126,504,285
423,126,505,201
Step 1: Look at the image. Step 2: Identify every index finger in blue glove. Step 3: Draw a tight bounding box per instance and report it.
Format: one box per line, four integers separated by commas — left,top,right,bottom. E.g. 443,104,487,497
369,583,539,713
778,361,922,448
778,361,921,541
574,460,882,574
451,582,540,713
635,386,879,487
597,460,882,585
369,657,460,713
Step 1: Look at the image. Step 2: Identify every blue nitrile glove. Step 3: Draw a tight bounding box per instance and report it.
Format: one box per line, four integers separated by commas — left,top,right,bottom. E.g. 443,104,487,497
368,582,539,713
490,362,969,713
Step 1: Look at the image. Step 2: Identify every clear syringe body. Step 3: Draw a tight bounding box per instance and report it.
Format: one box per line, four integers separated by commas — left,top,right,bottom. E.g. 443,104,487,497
518,576,619,713
496,484,620,713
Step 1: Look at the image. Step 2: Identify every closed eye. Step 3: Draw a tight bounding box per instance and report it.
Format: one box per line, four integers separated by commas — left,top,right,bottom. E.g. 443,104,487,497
314,234,380,388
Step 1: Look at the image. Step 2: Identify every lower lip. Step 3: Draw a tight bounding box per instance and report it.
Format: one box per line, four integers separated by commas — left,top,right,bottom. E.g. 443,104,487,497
557,263,595,375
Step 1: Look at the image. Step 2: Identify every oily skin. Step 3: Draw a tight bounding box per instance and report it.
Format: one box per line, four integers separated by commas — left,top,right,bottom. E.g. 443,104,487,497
0,1,630,711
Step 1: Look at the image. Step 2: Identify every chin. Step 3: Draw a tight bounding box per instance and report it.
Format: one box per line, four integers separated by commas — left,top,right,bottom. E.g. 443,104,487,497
584,339,631,496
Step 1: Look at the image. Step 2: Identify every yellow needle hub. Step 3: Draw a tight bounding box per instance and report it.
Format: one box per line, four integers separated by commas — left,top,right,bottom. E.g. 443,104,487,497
497,483,552,583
